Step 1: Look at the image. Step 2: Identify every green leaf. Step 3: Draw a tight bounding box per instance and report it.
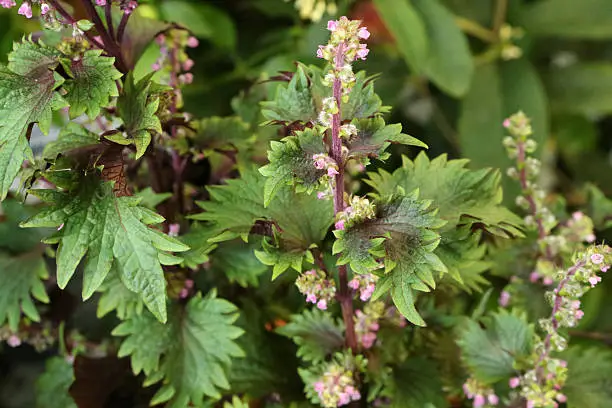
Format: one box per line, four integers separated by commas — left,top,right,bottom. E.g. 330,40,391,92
587,183,612,229
188,116,253,158
178,223,218,270
0,198,49,253
42,122,100,160
366,153,523,237
211,239,269,287
347,117,427,161
341,71,387,119
36,357,77,408
193,166,333,251
563,346,612,408
255,237,311,280
261,65,317,123
159,1,236,49
117,72,162,159
384,357,448,408
519,0,612,39
545,63,612,116
373,0,429,74
457,310,533,384
259,127,327,206
134,187,172,209
437,228,490,293
457,60,548,201
277,309,345,363
412,0,474,97
0,40,67,200
61,50,122,118
0,249,49,331
96,265,143,320
22,177,188,322
333,191,446,326
114,291,244,404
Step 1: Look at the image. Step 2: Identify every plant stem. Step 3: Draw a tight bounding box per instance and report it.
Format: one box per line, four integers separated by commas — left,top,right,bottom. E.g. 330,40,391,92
455,16,497,43
116,11,130,45
536,260,585,380
330,43,358,353
492,0,508,34
105,3,115,41
48,0,105,49
80,0,128,72
516,140,554,260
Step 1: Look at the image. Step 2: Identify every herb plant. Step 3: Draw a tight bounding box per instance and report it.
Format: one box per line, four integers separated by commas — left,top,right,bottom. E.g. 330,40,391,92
1,1,612,408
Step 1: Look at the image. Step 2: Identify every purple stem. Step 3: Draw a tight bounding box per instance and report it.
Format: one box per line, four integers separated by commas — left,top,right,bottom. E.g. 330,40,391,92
330,43,358,352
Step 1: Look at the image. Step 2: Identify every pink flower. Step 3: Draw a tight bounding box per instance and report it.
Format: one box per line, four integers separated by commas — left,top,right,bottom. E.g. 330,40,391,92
529,271,540,282
356,44,369,60
572,211,583,220
556,394,567,403
179,288,189,298
509,377,520,388
335,219,345,231
499,291,511,307
317,191,326,200
361,332,377,348
473,394,485,408
358,27,370,39
327,20,338,31
96,0,106,5
7,335,21,348
488,394,499,405
601,265,610,272
40,2,50,14
0,0,16,8
462,383,473,399
346,385,360,400
18,1,32,18
313,154,327,169
184,279,194,289
317,299,328,310
316,45,324,58
151,62,161,71
586,233,596,243
306,293,317,303
183,59,195,71
327,167,339,177
338,392,350,406
543,276,553,285
187,36,199,48
179,73,194,84
503,118,511,128
314,381,325,392
575,309,584,320
57,223,64,231
155,34,166,45
348,278,360,290
168,223,180,237
360,283,375,301
526,401,535,408
589,276,601,287
591,253,604,265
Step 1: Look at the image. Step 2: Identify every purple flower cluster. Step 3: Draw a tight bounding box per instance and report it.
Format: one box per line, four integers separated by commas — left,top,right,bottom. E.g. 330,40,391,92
313,153,340,178
463,377,499,407
312,363,361,407
295,269,337,310
348,273,377,301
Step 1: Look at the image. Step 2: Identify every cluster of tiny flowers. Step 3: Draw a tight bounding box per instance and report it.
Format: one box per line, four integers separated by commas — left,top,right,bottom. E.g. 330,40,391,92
1,0,51,18
334,195,376,231
0,322,56,352
291,0,337,22
353,301,384,349
313,153,340,177
498,24,524,60
152,32,198,87
312,355,362,407
348,273,377,301
295,269,337,310
518,246,610,407
316,17,369,124
178,279,194,299
95,0,137,14
463,377,499,407
504,112,556,242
